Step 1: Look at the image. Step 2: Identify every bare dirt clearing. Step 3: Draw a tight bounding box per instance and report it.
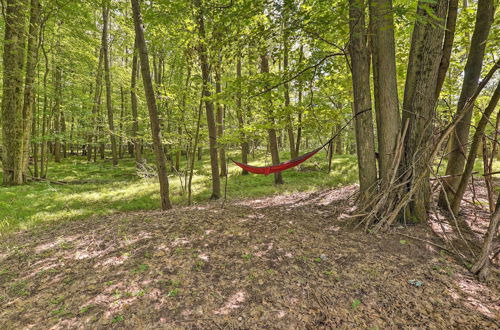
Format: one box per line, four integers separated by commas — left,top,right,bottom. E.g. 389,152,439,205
1,185,498,328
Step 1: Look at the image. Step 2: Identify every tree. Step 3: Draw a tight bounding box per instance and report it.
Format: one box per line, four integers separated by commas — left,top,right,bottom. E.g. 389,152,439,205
400,0,448,222
348,0,378,203
369,0,401,184
2,0,29,185
440,0,494,207
102,2,119,166
131,0,172,210
261,51,283,185
21,0,41,178
193,0,221,199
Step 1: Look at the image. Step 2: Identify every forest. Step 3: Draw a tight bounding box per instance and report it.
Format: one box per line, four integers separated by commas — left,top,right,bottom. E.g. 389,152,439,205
0,0,499,327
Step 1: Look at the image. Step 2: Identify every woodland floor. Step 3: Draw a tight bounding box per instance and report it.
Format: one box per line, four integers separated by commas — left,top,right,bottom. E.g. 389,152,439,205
1,185,499,329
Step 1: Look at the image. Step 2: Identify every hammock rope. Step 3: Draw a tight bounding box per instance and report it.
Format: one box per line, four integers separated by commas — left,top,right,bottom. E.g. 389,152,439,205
231,108,370,175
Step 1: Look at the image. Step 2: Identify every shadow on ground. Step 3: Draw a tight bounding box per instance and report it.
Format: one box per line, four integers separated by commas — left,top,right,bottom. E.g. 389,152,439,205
0,186,498,328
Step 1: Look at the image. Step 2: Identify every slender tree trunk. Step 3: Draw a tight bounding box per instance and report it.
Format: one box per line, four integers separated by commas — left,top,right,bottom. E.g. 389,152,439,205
194,0,221,199
119,86,125,158
451,81,500,215
215,56,227,177
131,0,172,210
236,55,249,174
471,196,500,279
348,0,378,203
130,35,142,167
102,4,118,166
283,24,296,159
40,43,49,178
88,47,104,162
369,0,401,184
261,52,283,185
441,0,494,206
435,0,458,99
401,0,449,222
53,60,62,163
2,0,28,185
21,0,41,179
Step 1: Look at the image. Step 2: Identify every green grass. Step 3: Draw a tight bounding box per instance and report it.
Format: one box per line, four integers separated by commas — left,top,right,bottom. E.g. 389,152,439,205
0,150,358,235
1,149,497,236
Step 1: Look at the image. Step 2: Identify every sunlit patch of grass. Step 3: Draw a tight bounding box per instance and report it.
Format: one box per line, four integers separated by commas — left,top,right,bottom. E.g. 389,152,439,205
4,150,494,235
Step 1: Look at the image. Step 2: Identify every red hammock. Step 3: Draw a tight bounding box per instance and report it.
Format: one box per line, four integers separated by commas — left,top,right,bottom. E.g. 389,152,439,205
231,146,323,175
230,109,370,176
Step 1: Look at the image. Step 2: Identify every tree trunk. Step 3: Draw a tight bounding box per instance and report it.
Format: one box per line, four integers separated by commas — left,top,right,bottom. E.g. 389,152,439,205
369,0,401,184
130,35,142,167
2,0,28,185
119,86,125,159
261,52,283,185
401,0,448,222
215,56,227,177
441,0,494,206
236,55,249,174
348,0,378,203
131,0,172,210
21,0,41,179
283,20,296,159
451,81,500,215
102,5,118,166
40,42,49,178
435,0,458,99
471,196,500,279
194,0,221,199
88,47,104,162
53,59,62,164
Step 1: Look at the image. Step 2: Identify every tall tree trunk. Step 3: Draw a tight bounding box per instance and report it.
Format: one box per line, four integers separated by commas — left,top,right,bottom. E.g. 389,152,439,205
215,56,227,177
435,0,458,99
131,0,172,210
401,0,449,222
2,0,28,185
348,0,378,203
102,4,118,166
53,58,62,163
369,0,401,184
40,42,49,178
21,0,41,179
194,0,221,199
451,81,500,215
130,35,142,167
119,86,125,158
88,47,104,162
441,0,494,207
236,55,249,174
282,8,296,159
261,52,283,185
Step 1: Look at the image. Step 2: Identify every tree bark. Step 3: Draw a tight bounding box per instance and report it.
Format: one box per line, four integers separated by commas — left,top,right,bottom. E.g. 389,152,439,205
102,4,118,166
348,0,378,203
401,0,448,222
194,0,221,199
21,0,41,179
130,34,142,167
131,0,172,210
441,0,494,206
215,55,227,177
236,55,249,174
2,0,28,185
369,0,401,184
261,52,283,185
451,81,500,215
88,47,104,162
435,0,458,99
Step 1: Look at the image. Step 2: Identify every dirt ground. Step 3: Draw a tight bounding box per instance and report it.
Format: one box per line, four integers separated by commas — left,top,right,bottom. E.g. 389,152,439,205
1,185,499,329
